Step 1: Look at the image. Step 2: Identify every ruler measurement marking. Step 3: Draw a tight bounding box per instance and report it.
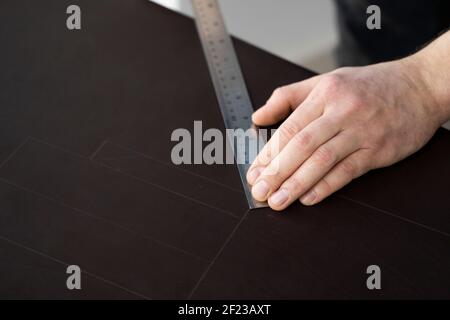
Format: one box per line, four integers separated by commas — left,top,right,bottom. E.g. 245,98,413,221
192,0,268,209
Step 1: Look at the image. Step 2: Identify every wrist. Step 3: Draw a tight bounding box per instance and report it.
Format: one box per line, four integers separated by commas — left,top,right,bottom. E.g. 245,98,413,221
400,52,450,127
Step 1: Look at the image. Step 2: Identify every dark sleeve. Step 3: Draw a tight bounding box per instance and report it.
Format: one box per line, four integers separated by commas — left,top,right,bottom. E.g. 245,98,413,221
334,0,450,66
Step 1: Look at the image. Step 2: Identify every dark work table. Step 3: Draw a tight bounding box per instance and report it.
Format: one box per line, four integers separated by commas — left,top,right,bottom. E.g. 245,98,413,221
1,0,449,299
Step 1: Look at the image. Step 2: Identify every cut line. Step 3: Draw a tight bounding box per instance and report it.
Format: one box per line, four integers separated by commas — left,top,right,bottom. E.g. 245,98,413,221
29,136,89,160
0,177,209,264
94,160,241,220
105,141,244,194
26,137,242,219
339,195,450,238
187,209,250,299
89,139,110,161
0,235,151,300
0,137,31,170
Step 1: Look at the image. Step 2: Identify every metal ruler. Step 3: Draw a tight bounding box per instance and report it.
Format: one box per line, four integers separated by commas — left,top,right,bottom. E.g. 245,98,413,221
191,0,268,209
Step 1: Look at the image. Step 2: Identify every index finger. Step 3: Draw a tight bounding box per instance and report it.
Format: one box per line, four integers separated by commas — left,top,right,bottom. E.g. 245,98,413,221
247,91,324,184
252,75,322,126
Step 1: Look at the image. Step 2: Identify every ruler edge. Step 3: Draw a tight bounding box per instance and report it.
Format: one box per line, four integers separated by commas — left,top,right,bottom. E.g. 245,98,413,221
191,0,268,209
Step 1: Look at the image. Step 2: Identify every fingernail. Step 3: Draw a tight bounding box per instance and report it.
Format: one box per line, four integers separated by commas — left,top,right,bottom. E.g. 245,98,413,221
269,189,289,207
247,167,263,185
300,191,316,205
252,180,270,200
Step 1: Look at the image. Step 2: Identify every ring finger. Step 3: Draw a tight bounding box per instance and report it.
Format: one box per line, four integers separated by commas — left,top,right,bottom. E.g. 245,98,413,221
268,131,360,210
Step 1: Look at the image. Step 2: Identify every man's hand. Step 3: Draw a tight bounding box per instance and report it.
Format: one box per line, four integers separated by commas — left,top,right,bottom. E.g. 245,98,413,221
246,34,450,211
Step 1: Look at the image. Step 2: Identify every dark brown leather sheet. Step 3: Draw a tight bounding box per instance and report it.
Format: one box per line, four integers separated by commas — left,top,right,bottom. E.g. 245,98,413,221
0,0,449,299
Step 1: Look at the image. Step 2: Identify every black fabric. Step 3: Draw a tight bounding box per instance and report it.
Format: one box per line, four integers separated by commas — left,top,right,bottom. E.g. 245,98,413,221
1,0,450,299
335,0,450,66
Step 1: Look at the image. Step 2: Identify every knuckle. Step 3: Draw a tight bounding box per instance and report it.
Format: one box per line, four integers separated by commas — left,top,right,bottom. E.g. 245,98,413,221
279,121,300,138
287,175,305,194
292,131,313,149
340,159,358,177
260,176,276,192
347,95,364,112
264,161,282,179
338,94,364,118
372,138,386,151
369,132,393,153
258,146,272,166
374,146,398,167
313,146,336,166
272,86,290,101
273,86,284,96
319,177,333,195
321,74,343,93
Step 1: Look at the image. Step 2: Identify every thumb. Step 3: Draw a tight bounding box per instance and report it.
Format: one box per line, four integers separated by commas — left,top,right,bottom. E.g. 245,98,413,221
252,75,321,126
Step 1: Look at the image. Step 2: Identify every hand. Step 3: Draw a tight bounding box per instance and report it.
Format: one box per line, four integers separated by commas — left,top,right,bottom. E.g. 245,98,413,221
246,57,446,211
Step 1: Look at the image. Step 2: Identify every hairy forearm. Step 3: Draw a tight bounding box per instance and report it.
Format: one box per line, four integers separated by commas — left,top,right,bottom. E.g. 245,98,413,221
406,31,450,126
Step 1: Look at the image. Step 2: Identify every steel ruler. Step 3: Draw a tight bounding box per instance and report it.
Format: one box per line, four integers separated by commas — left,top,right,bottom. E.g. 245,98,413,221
191,0,268,209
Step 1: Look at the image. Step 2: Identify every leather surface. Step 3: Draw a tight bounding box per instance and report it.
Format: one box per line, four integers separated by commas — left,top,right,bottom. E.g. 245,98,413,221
0,0,449,299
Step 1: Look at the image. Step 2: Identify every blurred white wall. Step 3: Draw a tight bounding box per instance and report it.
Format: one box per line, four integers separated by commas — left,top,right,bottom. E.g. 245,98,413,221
150,0,450,130
150,0,338,73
